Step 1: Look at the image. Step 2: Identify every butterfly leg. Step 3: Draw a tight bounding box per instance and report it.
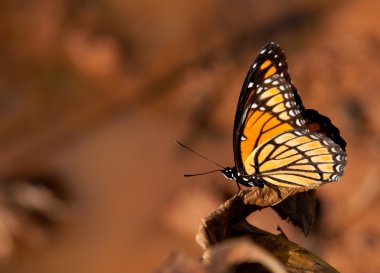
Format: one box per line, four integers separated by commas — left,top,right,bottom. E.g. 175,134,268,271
235,181,241,193
253,178,265,188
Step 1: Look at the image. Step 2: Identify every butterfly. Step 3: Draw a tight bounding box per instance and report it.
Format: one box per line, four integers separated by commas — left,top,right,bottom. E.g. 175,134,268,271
221,42,347,188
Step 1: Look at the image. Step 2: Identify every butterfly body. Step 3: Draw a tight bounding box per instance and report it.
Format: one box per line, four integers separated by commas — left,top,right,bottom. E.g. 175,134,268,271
225,42,346,189
221,166,263,188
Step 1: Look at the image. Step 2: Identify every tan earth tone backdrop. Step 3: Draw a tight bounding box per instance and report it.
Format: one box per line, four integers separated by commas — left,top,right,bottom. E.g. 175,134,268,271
0,0,379,272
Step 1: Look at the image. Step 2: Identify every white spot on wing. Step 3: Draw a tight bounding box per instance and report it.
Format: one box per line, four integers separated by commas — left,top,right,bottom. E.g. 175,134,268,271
296,119,303,126
264,78,272,84
323,139,331,146
310,134,319,140
251,103,258,109
330,174,340,181
260,48,267,54
248,82,253,88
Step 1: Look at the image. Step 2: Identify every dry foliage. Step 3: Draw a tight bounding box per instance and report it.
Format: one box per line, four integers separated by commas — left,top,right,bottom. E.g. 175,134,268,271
158,185,339,273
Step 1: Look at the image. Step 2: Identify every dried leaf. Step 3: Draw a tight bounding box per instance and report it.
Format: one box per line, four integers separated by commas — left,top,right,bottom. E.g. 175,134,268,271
242,185,313,207
197,187,339,272
197,185,313,248
232,221,339,273
272,190,318,235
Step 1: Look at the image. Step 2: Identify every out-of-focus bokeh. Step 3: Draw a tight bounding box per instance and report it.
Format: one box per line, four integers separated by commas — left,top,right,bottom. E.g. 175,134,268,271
0,0,379,272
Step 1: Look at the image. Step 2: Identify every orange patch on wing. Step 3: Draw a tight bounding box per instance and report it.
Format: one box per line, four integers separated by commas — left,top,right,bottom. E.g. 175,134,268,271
260,60,272,70
267,123,293,136
275,148,298,159
272,103,285,113
286,136,311,146
264,66,277,78
318,164,334,172
305,148,328,156
240,110,293,164
261,177,298,187
311,154,333,163
260,87,280,100
245,110,263,129
260,154,303,171
266,94,284,106
298,141,322,151
279,111,290,120
258,144,275,163
267,174,320,187
263,117,281,131
323,173,331,180
288,164,315,171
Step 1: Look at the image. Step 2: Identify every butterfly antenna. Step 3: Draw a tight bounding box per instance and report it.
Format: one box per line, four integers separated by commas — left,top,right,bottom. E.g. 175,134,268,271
175,140,226,169
184,169,221,177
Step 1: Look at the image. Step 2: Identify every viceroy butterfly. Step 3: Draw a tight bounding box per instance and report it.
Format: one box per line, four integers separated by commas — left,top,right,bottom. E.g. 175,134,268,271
221,42,347,189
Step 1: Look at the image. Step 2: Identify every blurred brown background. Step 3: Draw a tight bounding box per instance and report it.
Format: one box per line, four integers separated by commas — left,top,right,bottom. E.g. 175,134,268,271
0,0,379,272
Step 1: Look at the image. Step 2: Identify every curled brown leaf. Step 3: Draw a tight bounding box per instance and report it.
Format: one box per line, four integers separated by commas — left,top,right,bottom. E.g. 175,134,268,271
196,186,339,273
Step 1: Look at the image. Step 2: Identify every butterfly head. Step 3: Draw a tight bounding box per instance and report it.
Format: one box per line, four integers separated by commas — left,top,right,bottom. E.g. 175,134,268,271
222,167,263,188
221,167,237,180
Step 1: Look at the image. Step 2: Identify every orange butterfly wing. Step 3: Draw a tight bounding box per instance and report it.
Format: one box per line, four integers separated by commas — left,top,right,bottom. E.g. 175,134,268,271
233,42,306,175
